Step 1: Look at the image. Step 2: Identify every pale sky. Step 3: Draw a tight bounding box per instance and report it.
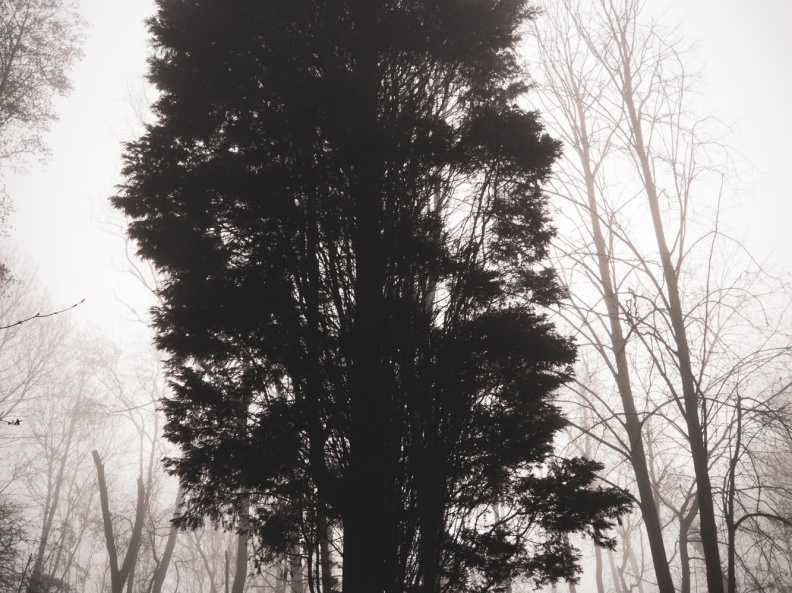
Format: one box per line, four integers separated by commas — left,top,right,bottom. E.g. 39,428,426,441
669,0,792,271
7,0,155,328
5,0,791,329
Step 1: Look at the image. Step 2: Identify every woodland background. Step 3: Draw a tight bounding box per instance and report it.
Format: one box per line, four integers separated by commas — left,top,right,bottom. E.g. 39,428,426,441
1,0,791,592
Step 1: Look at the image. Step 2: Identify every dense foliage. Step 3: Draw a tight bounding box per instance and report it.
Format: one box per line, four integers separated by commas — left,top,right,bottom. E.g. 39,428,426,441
114,1,631,592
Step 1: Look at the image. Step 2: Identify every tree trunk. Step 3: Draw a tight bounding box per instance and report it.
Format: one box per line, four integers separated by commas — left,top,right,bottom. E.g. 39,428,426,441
28,406,79,590
190,531,219,593
619,36,725,590
623,539,646,593
151,484,184,593
289,544,304,593
573,100,676,593
607,549,627,593
231,496,249,593
341,4,399,591
594,545,605,593
725,395,742,593
679,499,698,593
92,450,146,593
317,510,334,593
125,564,135,593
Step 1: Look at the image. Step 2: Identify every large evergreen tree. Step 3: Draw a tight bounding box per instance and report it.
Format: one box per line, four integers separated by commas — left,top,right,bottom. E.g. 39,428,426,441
114,1,630,592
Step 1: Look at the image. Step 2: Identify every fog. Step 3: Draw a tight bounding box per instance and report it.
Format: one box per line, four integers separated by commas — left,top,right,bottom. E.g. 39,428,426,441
1,1,790,592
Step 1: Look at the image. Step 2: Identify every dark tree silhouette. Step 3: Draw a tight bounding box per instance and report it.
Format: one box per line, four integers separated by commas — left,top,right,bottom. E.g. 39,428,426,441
113,1,631,592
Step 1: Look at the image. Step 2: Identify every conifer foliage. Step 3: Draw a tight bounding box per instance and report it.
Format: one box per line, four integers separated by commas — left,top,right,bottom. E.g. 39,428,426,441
114,1,631,592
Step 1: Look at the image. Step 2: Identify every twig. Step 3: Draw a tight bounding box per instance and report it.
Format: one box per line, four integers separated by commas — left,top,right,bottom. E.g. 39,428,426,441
16,553,32,593
0,299,84,330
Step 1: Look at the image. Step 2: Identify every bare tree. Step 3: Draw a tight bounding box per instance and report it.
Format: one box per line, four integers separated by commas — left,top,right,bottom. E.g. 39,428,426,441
533,1,792,592
0,0,83,163
0,0,83,278
150,484,184,593
532,3,678,589
0,253,67,444
25,385,85,591
92,449,146,593
92,339,186,593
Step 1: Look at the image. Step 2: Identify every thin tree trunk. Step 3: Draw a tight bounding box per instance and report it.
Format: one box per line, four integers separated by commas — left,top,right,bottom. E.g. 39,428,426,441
290,544,304,593
620,41,725,591
680,499,698,593
725,395,742,593
152,484,184,593
231,495,249,593
29,408,79,589
126,564,135,593
190,531,219,593
574,102,675,593
317,510,334,593
93,450,121,593
607,549,627,593
92,450,146,593
492,505,513,593
57,486,96,587
594,545,605,593
623,540,646,593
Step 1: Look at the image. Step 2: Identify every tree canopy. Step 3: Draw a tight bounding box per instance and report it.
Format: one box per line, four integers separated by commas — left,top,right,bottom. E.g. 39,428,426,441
113,1,631,592
0,0,83,162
